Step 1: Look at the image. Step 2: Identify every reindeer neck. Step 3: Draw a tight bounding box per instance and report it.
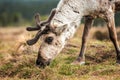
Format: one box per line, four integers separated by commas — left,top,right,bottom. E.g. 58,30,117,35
50,0,97,40
50,0,84,27
50,0,102,45
50,0,99,27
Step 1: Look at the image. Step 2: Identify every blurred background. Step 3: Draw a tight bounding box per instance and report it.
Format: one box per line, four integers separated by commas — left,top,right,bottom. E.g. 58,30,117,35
0,0,59,27
0,0,120,27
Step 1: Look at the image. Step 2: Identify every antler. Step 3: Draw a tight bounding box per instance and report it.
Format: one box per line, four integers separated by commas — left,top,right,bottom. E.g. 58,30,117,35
26,9,56,31
27,25,51,45
26,13,41,31
26,9,56,45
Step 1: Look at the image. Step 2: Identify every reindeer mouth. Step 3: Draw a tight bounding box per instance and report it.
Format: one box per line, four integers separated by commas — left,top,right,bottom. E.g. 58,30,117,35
36,51,51,68
36,59,51,68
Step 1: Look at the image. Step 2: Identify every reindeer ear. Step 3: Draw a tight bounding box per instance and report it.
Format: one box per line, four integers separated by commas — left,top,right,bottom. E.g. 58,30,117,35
55,24,68,35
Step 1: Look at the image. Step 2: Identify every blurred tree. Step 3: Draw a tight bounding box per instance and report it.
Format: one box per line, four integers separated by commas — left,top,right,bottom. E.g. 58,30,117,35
115,12,120,26
0,0,119,27
13,13,23,23
0,12,8,26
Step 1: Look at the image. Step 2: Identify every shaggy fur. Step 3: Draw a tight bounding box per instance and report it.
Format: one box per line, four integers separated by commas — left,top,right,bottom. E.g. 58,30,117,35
27,0,120,67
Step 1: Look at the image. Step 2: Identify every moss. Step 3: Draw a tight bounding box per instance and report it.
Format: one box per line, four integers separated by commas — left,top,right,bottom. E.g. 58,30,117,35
0,27,120,80
0,63,13,77
59,64,79,76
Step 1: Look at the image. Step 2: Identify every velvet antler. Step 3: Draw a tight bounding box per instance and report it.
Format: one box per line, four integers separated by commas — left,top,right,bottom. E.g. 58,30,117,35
26,9,56,45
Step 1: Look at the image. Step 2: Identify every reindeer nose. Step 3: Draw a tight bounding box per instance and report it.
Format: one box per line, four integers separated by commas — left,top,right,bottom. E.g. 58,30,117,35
36,59,46,68
36,60,41,66
45,37,54,44
36,59,51,68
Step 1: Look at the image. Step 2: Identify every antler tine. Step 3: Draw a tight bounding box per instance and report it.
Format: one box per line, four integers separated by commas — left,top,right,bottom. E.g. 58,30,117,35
40,8,56,26
26,9,56,32
26,9,57,45
27,29,43,45
26,26,50,45
35,13,41,26
26,13,41,31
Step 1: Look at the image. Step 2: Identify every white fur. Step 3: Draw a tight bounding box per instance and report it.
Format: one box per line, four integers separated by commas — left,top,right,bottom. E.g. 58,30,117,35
51,0,99,43
40,0,112,60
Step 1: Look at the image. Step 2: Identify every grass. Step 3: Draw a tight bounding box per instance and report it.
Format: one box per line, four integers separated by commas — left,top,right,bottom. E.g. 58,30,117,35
0,26,120,80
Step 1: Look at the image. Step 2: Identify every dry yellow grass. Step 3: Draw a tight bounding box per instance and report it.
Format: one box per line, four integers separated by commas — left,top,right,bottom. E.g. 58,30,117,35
0,25,120,80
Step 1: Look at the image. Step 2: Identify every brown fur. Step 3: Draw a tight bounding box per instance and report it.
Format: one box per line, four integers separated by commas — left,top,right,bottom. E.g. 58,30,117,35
76,0,120,64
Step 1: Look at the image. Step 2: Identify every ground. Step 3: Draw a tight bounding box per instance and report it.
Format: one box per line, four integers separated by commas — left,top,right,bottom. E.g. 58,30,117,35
0,25,120,80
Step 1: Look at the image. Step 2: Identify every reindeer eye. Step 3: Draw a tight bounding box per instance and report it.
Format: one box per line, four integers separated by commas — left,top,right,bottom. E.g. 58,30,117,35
45,37,54,44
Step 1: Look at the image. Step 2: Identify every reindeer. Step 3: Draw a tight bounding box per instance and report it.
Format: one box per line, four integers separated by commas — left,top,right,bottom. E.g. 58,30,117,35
26,0,120,67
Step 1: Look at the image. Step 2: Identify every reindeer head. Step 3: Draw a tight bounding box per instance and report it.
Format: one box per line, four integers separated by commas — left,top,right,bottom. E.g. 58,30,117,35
26,12,68,68
36,24,68,68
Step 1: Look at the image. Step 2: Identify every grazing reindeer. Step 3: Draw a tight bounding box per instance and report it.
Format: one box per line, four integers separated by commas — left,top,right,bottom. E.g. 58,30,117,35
27,0,120,67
